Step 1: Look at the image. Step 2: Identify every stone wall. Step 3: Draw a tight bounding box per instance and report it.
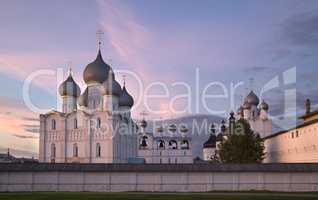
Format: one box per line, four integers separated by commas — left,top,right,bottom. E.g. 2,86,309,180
1,163,318,192
264,119,318,163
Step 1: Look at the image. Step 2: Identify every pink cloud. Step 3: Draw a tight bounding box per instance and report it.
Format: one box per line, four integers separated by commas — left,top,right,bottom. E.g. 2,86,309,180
0,96,39,153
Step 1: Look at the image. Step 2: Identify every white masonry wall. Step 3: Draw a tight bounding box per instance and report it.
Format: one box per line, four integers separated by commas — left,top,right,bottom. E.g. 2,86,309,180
1,171,318,192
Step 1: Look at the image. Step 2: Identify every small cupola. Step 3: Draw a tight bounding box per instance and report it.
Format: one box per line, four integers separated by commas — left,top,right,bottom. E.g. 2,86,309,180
119,85,134,107
58,72,81,97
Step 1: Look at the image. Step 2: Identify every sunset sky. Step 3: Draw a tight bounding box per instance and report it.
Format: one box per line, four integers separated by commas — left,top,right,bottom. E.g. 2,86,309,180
1,0,318,156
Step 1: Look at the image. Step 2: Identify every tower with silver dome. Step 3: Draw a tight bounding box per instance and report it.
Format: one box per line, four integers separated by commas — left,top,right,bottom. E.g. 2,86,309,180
236,90,272,138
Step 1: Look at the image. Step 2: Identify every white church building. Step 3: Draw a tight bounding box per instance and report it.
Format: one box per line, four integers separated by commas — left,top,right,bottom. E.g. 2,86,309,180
39,49,138,163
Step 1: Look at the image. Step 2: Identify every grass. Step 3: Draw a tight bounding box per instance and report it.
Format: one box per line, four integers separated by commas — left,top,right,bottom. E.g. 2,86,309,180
1,192,318,200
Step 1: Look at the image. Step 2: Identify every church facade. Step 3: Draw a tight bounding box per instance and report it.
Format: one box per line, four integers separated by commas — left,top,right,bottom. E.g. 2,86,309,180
39,49,138,163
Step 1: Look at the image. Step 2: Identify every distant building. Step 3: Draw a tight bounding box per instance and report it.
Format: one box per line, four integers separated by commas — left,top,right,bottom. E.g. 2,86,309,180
137,119,193,164
264,99,318,163
0,149,38,163
202,90,273,162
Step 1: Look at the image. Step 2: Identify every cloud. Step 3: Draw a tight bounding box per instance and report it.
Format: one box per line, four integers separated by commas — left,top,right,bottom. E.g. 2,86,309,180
22,124,40,134
281,10,318,47
13,134,38,139
21,117,40,122
0,96,39,152
243,66,271,73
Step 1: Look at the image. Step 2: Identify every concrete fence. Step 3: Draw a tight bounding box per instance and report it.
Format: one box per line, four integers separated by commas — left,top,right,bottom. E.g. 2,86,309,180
1,163,318,192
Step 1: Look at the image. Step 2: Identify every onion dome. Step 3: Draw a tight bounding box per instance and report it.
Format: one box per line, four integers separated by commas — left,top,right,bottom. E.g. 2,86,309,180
118,86,134,107
78,88,88,107
244,90,260,106
58,74,81,97
203,134,216,148
140,119,147,128
83,50,111,84
209,123,216,134
260,100,269,111
101,73,122,96
242,100,251,110
168,124,177,132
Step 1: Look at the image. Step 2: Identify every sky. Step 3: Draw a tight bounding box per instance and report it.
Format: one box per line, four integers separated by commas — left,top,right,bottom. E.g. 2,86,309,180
0,0,318,156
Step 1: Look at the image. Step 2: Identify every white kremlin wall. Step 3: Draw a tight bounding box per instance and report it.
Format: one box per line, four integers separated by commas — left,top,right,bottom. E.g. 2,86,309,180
1,163,318,192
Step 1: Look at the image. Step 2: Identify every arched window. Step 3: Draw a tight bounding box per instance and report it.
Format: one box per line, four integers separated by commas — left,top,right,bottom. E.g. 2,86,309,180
96,143,101,158
140,136,148,148
97,118,101,128
73,143,78,157
74,118,78,129
157,140,165,149
168,140,178,149
51,143,56,158
51,119,56,130
181,140,189,150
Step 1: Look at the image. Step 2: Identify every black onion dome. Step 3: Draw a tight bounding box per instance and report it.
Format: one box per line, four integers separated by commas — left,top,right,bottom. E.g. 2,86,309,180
119,86,134,107
260,100,269,110
203,134,216,148
245,90,260,106
58,74,81,97
78,88,88,107
83,50,111,84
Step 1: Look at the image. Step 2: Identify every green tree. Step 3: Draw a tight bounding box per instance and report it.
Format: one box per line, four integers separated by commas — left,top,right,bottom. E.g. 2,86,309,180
218,119,265,163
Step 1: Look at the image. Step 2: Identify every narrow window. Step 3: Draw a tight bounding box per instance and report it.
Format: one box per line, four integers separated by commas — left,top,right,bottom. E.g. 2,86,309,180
96,143,101,158
52,119,56,130
73,143,78,157
74,118,78,129
97,118,101,128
